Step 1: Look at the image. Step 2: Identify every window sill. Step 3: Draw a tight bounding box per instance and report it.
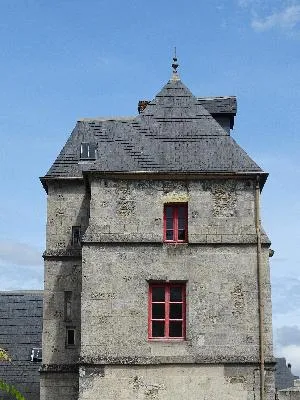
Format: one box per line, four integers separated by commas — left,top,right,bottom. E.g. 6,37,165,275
148,338,186,342
65,344,76,349
163,241,188,245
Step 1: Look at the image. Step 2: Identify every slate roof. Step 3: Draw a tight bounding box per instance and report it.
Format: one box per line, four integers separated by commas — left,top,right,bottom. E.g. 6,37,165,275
275,358,299,390
196,96,237,115
0,291,43,400
42,77,265,187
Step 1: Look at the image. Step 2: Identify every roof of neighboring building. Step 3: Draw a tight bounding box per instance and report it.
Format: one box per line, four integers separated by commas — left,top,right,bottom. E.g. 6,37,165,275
0,291,43,400
276,358,300,390
42,73,266,189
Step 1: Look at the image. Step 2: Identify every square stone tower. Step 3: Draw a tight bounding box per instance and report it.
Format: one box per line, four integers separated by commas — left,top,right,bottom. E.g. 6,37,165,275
40,64,275,399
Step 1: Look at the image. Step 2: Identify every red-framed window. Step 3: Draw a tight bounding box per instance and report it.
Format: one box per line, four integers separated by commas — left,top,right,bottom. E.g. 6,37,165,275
148,283,186,340
163,203,188,243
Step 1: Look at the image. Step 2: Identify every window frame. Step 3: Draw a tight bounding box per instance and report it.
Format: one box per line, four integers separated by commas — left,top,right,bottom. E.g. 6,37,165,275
80,142,96,160
163,203,188,243
148,282,186,340
66,327,76,347
71,226,81,247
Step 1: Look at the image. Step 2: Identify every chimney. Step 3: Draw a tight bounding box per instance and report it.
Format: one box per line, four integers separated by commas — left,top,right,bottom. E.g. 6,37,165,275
138,100,150,114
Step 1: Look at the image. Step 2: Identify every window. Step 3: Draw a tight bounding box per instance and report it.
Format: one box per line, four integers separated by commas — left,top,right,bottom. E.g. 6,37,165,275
72,226,81,246
64,291,72,321
80,142,96,159
66,327,75,347
30,347,42,362
148,283,186,340
163,203,188,243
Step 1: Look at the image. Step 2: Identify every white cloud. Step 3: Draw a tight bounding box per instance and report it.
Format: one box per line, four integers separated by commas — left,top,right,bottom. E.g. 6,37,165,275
0,240,43,290
276,325,300,347
252,5,300,32
0,264,43,291
0,240,42,266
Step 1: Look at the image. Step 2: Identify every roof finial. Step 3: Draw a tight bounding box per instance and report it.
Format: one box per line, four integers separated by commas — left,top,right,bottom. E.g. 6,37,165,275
171,47,180,81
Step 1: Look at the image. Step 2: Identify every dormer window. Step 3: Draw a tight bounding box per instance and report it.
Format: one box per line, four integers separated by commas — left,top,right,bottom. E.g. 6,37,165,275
30,347,42,362
80,143,96,160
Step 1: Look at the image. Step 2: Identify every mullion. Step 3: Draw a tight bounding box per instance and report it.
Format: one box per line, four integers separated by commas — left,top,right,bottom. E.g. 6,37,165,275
168,205,175,241
174,207,178,241
165,285,170,337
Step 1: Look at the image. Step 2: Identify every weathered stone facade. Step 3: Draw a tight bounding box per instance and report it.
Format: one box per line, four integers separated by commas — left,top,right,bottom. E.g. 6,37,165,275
40,67,275,399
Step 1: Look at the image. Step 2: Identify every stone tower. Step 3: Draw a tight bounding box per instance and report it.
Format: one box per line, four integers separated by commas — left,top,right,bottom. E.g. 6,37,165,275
40,62,275,399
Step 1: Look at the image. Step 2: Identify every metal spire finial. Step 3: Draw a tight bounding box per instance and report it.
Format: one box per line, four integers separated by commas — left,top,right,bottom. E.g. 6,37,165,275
171,47,180,81
172,47,179,72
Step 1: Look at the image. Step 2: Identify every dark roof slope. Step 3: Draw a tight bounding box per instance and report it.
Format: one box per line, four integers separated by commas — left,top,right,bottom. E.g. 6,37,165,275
275,358,299,390
197,96,236,115
42,77,264,184
0,291,43,400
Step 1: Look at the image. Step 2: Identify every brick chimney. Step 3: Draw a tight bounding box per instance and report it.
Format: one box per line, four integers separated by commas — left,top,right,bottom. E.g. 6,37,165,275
138,100,150,114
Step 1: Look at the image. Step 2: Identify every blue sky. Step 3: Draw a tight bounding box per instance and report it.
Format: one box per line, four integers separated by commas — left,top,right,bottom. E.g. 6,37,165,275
0,0,300,374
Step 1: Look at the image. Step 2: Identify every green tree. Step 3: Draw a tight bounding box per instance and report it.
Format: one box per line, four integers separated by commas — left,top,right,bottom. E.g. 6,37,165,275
0,348,26,400
0,347,11,362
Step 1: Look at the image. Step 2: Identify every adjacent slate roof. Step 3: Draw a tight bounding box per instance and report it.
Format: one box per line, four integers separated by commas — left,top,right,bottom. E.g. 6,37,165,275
0,291,43,400
197,96,236,115
42,77,264,185
275,358,299,390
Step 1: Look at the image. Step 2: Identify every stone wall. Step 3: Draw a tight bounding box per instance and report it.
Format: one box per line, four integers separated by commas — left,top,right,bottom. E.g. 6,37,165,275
80,243,272,364
84,178,270,245
41,181,86,399
41,177,274,399
78,364,275,400
45,180,90,254
78,177,274,399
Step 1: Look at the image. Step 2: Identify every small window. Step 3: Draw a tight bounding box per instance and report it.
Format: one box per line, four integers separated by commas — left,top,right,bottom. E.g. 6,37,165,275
64,291,72,321
72,226,81,246
66,328,75,347
30,347,42,362
80,143,96,159
163,203,188,243
148,283,186,340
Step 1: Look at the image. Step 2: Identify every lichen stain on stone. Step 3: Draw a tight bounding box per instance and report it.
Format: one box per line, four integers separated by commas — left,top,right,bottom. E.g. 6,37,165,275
117,200,136,217
162,192,190,203
231,284,245,316
225,375,246,384
79,367,105,394
131,375,165,398
116,185,136,217
212,187,237,217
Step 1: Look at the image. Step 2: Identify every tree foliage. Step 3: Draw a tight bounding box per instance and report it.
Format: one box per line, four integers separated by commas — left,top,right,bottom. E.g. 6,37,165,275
0,348,26,400
0,348,11,362
0,380,26,400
